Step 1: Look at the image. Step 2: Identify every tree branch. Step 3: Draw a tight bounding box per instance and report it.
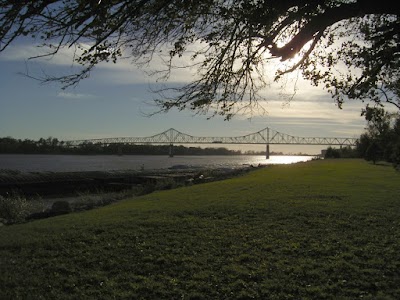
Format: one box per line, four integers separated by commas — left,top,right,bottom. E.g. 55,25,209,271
267,1,400,61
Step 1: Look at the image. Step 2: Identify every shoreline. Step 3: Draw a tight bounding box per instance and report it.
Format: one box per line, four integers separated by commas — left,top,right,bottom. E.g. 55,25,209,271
0,154,317,173
0,165,265,224
0,165,262,199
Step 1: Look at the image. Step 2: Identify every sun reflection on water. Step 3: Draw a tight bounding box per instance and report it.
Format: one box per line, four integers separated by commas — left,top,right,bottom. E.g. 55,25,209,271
266,155,315,165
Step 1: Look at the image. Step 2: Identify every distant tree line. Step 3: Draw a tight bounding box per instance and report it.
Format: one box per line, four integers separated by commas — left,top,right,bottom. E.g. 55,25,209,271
324,106,400,169
0,137,66,154
0,137,244,156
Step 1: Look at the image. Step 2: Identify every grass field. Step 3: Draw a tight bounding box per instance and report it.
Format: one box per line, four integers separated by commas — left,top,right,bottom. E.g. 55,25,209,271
1,159,399,299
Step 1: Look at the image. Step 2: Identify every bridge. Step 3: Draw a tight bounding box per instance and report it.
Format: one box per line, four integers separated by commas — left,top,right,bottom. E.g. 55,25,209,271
67,127,357,158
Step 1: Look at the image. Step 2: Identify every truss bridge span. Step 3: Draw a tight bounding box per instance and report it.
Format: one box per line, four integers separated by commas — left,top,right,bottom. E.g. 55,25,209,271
68,127,357,155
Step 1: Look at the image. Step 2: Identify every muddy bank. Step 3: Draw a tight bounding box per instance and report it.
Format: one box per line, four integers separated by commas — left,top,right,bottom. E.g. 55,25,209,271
0,166,260,198
0,166,266,225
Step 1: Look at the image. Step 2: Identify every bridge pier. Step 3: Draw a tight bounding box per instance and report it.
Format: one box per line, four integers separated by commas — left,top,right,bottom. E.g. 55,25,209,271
266,127,270,159
169,143,174,157
117,144,123,156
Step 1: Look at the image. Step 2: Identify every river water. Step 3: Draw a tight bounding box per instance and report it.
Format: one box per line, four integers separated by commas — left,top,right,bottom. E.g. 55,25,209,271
0,154,316,172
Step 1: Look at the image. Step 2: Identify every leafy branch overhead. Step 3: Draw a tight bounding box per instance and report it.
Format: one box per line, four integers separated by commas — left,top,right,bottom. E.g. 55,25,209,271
1,0,399,118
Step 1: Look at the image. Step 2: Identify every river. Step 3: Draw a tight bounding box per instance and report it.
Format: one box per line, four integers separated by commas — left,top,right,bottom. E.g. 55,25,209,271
0,154,316,172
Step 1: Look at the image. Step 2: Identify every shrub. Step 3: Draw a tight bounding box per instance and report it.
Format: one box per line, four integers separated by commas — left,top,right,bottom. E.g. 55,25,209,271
50,201,71,215
324,147,341,158
0,193,44,224
391,142,400,170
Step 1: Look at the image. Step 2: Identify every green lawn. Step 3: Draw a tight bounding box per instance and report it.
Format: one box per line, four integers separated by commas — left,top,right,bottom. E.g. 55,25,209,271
1,159,399,299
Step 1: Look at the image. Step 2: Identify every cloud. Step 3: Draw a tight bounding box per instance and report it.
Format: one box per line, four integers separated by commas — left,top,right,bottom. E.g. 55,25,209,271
0,43,85,67
0,42,370,138
0,42,198,84
57,91,97,100
228,92,367,138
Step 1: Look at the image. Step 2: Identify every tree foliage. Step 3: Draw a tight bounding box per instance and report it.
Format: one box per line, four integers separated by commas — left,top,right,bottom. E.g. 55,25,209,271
1,1,399,118
324,146,358,159
356,106,400,167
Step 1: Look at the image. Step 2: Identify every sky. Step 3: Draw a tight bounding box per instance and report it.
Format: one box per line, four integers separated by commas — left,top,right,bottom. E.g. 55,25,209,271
0,40,371,154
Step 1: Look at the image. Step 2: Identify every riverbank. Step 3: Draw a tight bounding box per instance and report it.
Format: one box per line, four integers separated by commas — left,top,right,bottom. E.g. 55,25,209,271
2,159,398,299
0,165,260,198
0,165,263,223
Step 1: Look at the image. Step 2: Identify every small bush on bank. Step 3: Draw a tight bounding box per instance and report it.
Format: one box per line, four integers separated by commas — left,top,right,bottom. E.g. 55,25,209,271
0,193,44,224
50,201,71,215
72,191,123,211
391,142,400,170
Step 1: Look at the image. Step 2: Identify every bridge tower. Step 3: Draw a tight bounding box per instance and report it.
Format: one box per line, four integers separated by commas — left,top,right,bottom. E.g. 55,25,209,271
266,127,270,159
169,143,174,157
